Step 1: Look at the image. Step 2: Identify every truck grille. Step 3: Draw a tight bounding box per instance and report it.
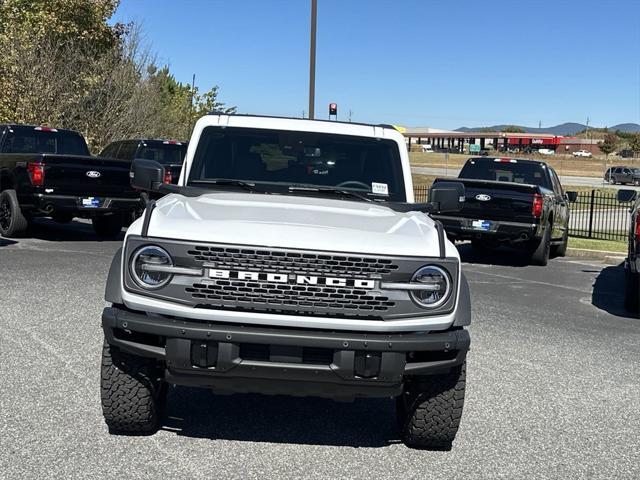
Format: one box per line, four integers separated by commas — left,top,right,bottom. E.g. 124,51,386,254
186,245,399,277
186,279,396,317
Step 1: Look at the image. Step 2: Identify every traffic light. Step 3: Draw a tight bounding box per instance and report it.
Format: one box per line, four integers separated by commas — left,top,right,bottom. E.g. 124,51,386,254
329,103,338,116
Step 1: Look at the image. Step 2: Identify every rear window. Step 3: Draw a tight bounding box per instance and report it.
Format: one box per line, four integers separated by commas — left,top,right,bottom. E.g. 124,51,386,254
459,158,551,189
137,143,187,165
3,127,89,156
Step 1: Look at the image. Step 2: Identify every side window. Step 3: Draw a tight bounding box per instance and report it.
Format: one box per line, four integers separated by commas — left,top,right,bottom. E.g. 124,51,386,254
116,142,137,160
550,169,563,195
99,143,117,158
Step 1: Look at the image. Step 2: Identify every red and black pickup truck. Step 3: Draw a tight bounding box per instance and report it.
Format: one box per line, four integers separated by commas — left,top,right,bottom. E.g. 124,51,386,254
0,124,142,238
432,157,577,266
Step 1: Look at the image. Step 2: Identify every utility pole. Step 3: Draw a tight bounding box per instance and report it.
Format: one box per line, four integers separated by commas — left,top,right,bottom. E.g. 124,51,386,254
348,109,352,122
187,73,196,137
308,0,317,119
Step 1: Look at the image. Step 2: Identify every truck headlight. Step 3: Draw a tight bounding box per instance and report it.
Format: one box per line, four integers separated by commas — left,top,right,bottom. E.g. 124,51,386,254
130,245,173,289
409,265,451,308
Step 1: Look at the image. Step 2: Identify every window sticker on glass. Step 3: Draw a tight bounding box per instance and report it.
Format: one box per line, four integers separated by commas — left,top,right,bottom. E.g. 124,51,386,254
372,182,389,195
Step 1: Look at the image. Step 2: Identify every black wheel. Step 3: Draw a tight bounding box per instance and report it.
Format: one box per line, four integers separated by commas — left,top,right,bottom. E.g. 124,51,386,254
397,362,466,450
51,212,74,224
530,226,551,266
92,214,124,238
0,189,29,237
624,269,639,314
551,227,568,258
101,340,165,434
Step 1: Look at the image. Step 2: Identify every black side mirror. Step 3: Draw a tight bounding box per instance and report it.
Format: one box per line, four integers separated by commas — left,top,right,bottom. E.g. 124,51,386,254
565,191,578,202
131,158,164,191
617,189,637,203
429,181,465,213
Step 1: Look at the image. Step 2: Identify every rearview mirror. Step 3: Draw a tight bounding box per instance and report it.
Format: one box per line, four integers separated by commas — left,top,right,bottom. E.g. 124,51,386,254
565,191,578,202
617,189,637,203
429,181,465,213
131,158,164,191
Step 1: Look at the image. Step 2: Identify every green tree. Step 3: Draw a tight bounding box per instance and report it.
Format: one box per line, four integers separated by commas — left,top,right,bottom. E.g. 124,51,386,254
629,133,640,159
500,125,525,133
598,133,618,156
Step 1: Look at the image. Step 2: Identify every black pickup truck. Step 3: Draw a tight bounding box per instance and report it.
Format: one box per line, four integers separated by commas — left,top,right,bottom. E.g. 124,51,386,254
98,138,187,185
618,189,639,313
433,157,576,266
0,125,141,238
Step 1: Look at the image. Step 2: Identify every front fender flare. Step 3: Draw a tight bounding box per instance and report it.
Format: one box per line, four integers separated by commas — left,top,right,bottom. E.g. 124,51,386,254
105,247,123,304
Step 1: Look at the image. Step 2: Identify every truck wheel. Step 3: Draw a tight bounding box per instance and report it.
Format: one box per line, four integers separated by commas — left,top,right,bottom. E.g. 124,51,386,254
624,269,639,314
92,215,124,238
100,340,165,434
397,362,466,450
552,228,568,258
0,189,29,237
530,226,551,266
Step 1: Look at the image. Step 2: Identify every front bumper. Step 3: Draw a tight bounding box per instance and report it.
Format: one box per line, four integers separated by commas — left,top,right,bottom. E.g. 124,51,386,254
102,306,470,399
436,215,540,242
32,193,141,215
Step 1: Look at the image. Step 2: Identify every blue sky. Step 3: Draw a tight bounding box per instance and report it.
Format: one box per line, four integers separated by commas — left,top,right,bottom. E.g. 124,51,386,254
112,0,640,129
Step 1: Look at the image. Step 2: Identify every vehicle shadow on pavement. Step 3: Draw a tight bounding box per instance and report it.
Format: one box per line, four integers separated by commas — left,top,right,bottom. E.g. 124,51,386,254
456,243,531,267
20,218,125,242
0,237,18,247
592,263,638,319
161,387,400,447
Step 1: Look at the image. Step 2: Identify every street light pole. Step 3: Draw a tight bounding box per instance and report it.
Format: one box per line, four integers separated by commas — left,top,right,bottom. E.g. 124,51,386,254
308,0,317,119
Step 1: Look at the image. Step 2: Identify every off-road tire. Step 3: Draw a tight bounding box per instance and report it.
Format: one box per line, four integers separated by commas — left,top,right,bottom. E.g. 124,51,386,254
624,269,639,314
92,214,124,238
551,227,568,258
0,189,29,237
397,362,466,450
100,340,165,434
530,226,551,266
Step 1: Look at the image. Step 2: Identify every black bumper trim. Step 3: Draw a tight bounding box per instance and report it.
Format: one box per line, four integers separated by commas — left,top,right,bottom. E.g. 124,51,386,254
102,307,469,398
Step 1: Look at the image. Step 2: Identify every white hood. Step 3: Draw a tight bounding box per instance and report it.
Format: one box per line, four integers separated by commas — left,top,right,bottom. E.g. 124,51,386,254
127,192,459,258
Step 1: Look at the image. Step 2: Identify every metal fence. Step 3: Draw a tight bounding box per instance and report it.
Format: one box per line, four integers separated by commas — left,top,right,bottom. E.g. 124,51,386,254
567,190,632,241
414,184,632,241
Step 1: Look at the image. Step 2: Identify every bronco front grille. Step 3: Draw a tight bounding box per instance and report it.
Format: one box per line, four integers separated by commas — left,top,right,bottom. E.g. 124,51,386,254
186,245,399,277
186,279,396,316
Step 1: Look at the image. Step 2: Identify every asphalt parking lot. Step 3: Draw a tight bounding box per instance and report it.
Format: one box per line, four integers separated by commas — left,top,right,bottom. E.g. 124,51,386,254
1,220,639,479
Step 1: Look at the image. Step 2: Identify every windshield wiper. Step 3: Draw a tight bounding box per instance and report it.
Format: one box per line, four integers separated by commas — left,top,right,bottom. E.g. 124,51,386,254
288,186,375,203
190,179,257,192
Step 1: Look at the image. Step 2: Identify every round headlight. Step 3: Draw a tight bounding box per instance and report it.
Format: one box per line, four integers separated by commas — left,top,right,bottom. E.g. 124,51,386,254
409,265,451,308
130,245,173,289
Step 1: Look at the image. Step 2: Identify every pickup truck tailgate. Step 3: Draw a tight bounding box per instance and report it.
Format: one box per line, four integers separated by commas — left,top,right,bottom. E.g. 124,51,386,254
40,154,136,197
453,178,538,223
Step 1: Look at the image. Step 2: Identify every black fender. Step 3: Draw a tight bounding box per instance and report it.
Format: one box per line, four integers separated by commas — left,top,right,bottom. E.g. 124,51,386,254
453,271,471,327
105,247,123,304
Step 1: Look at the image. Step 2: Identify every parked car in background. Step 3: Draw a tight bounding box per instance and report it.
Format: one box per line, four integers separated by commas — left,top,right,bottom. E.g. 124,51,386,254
618,189,639,313
537,148,555,155
605,166,640,185
420,143,434,153
619,149,635,159
432,157,576,266
99,139,187,184
572,150,592,158
0,124,141,238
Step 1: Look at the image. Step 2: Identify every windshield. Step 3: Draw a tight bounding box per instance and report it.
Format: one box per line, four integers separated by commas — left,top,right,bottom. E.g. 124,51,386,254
138,143,187,165
459,158,552,189
3,126,89,156
187,126,406,201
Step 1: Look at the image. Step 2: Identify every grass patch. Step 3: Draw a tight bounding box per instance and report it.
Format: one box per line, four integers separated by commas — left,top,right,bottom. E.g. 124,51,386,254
568,237,627,253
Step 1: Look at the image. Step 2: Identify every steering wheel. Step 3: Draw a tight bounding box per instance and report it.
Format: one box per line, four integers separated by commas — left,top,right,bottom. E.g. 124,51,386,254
336,180,370,190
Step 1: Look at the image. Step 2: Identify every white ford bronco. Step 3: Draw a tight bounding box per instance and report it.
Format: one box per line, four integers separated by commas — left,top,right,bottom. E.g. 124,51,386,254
101,114,470,449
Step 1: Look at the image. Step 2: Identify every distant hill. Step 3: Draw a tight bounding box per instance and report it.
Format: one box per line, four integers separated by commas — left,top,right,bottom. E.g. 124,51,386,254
455,122,640,136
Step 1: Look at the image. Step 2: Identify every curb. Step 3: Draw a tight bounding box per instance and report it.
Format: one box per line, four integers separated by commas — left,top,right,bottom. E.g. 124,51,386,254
567,247,626,264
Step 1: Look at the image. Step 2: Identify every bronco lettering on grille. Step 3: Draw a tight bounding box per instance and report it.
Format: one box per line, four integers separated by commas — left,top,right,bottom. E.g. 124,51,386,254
207,269,376,289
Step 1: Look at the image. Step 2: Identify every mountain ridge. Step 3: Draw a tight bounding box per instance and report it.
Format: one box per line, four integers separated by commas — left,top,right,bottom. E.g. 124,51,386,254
455,122,640,135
